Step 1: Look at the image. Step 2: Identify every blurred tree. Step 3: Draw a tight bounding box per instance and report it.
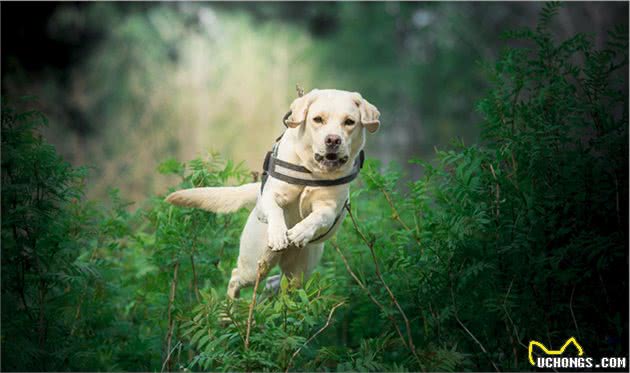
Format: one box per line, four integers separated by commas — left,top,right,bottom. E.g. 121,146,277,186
1,2,627,199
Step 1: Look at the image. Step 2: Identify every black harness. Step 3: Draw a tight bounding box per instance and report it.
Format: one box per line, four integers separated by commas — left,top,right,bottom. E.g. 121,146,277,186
261,111,365,192
261,146,364,192
257,112,365,243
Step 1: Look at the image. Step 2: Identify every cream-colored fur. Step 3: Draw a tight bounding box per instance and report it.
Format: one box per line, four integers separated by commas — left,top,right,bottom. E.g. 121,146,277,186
166,89,380,299
165,183,259,213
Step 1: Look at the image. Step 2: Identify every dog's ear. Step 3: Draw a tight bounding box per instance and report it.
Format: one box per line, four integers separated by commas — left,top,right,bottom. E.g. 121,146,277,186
353,93,381,133
285,89,319,128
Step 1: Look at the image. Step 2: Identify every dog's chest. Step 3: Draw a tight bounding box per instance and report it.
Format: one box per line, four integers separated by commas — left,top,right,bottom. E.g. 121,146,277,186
297,187,317,218
282,186,334,227
282,187,316,226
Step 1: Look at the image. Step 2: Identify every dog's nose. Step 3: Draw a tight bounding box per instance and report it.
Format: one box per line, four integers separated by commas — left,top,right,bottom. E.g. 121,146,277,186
325,134,342,149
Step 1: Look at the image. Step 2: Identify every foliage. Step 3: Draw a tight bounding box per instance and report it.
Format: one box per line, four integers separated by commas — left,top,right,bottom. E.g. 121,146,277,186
1,104,97,370
2,6,628,372
324,3,628,370
1,106,250,370
183,275,342,372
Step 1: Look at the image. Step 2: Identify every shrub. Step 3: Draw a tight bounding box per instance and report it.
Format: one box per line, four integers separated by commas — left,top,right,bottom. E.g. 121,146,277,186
322,3,628,370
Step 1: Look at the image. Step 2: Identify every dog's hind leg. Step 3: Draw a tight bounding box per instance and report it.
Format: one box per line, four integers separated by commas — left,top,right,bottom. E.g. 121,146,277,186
279,242,324,286
227,268,247,299
227,252,261,300
227,254,281,298
227,208,279,299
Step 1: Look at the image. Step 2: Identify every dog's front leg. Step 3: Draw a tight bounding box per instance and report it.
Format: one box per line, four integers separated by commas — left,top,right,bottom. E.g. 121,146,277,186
287,200,338,248
261,185,294,251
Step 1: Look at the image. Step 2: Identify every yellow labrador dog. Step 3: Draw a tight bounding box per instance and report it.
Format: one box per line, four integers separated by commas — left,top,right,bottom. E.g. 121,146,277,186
166,89,380,298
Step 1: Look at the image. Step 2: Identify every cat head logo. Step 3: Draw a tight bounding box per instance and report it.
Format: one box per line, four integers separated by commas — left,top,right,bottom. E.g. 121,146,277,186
528,337,584,366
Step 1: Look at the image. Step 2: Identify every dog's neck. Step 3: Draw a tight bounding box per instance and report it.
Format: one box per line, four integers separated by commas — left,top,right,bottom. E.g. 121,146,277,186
275,131,359,181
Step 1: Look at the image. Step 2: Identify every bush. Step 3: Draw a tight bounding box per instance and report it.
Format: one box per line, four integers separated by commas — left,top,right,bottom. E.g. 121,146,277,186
1,103,100,370
320,3,628,370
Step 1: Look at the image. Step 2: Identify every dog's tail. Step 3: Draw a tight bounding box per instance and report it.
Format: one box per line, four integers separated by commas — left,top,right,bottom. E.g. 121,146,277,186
165,182,260,213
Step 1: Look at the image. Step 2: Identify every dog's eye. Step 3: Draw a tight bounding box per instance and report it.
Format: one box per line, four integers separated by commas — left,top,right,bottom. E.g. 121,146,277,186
344,119,355,126
313,116,323,123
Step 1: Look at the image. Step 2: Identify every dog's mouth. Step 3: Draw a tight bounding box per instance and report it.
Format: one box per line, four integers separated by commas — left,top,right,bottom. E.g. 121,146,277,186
314,152,349,170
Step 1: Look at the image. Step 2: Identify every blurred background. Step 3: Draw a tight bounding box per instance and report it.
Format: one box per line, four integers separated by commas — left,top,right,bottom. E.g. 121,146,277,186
2,2,627,203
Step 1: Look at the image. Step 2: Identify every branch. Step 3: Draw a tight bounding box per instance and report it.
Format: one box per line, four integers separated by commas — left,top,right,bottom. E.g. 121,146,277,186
489,163,501,218
163,260,180,372
331,241,409,352
190,254,200,302
502,279,526,350
13,221,35,323
296,84,305,97
569,285,581,340
161,341,182,373
284,301,345,373
70,236,102,336
344,205,423,367
450,283,500,372
502,278,521,368
363,169,445,264
501,279,558,372
245,248,279,350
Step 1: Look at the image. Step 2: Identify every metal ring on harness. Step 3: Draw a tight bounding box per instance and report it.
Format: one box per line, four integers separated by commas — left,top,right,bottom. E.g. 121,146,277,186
282,110,292,128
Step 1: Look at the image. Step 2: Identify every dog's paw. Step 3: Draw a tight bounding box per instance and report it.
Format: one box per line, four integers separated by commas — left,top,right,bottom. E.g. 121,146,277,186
268,224,289,251
287,222,317,248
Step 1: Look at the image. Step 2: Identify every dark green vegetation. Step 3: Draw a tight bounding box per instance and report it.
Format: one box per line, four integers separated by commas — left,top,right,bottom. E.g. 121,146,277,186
2,5,628,371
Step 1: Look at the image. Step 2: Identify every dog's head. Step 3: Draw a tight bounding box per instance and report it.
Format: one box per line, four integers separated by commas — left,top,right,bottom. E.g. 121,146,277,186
285,89,380,173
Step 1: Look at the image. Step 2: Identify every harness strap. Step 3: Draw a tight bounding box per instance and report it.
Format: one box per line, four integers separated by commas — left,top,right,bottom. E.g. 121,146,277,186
309,199,348,243
261,151,272,193
261,148,364,192
282,110,292,128
271,156,311,174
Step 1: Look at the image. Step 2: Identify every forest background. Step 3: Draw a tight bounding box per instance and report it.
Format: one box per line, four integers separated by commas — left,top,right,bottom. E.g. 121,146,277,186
1,2,628,372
